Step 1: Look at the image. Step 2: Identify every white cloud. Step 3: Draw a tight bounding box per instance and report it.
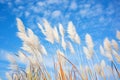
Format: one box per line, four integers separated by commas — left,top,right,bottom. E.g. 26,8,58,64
7,2,12,8
52,10,61,18
47,0,61,4
106,4,114,15
80,9,88,17
80,4,103,18
37,1,45,7
99,16,105,22
0,0,5,3
70,1,77,10
15,0,22,4
84,4,91,8
18,6,24,10
24,11,30,17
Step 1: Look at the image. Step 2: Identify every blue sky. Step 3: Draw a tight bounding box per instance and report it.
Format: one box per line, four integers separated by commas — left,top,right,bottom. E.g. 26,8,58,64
0,0,120,80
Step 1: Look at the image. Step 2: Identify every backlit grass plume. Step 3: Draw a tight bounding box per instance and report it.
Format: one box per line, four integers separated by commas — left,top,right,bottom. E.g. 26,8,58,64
6,18,120,80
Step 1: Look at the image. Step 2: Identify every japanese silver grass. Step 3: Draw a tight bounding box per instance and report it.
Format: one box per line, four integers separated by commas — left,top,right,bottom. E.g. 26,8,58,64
53,26,60,43
61,37,66,50
67,41,75,54
59,23,64,37
112,39,119,51
116,30,120,40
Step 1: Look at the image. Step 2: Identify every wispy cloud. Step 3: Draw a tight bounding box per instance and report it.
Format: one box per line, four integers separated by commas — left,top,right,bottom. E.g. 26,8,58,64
52,10,61,18
70,1,77,10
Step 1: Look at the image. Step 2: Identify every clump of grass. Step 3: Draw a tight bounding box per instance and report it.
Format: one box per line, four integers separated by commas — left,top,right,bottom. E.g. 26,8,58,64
6,18,120,80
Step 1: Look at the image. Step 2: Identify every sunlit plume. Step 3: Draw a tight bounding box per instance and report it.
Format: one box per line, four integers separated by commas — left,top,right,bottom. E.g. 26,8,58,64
61,37,67,50
111,39,119,51
116,30,120,40
67,21,81,44
59,23,64,37
67,41,75,54
53,26,60,43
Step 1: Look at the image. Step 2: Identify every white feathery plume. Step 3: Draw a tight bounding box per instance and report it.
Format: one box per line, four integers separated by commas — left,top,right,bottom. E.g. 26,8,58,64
104,38,111,52
16,18,28,42
94,64,101,74
17,32,28,42
18,51,27,63
53,26,60,43
43,19,54,44
67,41,75,54
83,46,92,59
9,64,18,71
111,39,119,51
41,44,47,55
28,55,41,65
6,72,12,80
21,28,42,55
67,21,81,44
103,38,113,61
105,52,113,61
101,60,106,69
13,74,18,80
36,50,43,63
115,56,120,64
16,18,46,64
80,65,87,80
84,34,94,59
94,63,105,79
16,18,25,33
61,37,66,50
85,33,94,49
116,30,120,40
45,32,54,44
7,54,16,64
112,50,120,63
67,21,76,40
59,23,64,37
27,28,40,46
57,49,65,57
100,45,105,56
74,34,81,44
21,43,34,55
37,23,46,35
56,49,66,65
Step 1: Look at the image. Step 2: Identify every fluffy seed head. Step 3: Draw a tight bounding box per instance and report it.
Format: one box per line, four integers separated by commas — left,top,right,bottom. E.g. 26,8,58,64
41,44,47,55
7,54,16,64
67,21,76,40
101,60,106,69
6,72,12,80
83,46,92,59
111,39,119,51
85,33,94,49
67,41,75,54
74,34,81,44
16,18,25,33
100,45,105,56
59,23,64,37
53,27,60,43
104,38,111,52
61,37,66,50
116,30,120,40
38,23,46,35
